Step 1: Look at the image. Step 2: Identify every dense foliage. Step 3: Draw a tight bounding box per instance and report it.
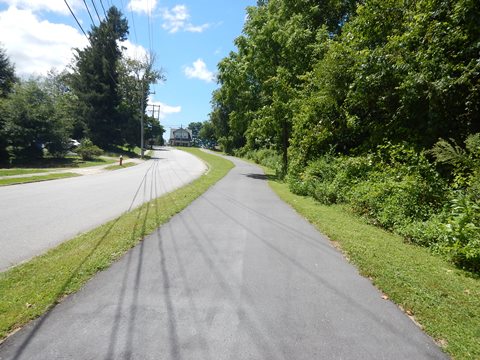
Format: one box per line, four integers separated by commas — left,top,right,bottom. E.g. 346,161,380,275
210,0,480,271
0,7,164,165
75,138,103,160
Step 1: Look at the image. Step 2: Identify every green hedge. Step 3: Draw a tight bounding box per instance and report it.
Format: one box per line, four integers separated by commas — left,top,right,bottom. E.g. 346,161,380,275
287,140,480,272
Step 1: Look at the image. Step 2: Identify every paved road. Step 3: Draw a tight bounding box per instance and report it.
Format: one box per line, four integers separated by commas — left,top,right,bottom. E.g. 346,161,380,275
0,148,206,271
0,156,448,359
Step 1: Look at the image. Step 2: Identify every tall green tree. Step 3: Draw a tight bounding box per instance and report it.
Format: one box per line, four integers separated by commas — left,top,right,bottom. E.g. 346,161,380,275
117,52,164,148
70,6,128,149
144,115,165,146
187,122,203,138
289,0,480,169
0,45,16,164
3,79,68,161
0,45,15,98
198,121,216,144
210,0,357,170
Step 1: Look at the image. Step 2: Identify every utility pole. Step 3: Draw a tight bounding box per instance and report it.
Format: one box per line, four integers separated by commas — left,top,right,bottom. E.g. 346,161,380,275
139,79,156,159
151,104,161,122
140,80,145,159
150,104,155,119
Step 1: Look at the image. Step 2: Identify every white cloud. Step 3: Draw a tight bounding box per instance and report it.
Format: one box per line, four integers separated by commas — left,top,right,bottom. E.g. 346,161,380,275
127,0,157,14
184,59,215,83
0,0,82,14
120,39,148,61
148,96,181,120
185,23,210,33
161,5,209,33
0,6,88,75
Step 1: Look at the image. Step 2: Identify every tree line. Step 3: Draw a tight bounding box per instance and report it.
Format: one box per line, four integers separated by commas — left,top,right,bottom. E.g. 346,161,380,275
208,0,478,167
208,0,480,270
0,6,164,165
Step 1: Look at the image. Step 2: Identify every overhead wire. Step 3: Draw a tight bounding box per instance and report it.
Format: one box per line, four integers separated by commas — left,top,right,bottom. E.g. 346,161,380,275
64,0,88,38
98,0,107,17
145,0,157,112
64,0,121,88
124,0,138,44
90,0,102,23
81,0,97,26
65,0,158,151
146,0,153,53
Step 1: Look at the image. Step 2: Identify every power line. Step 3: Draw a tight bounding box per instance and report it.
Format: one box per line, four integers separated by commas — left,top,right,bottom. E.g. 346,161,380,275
146,0,153,53
98,0,107,17
64,0,88,38
90,0,102,23
63,0,122,88
123,0,138,44
82,0,96,27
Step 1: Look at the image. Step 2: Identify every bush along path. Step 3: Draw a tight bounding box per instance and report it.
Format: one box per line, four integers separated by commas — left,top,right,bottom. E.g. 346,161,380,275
286,136,480,273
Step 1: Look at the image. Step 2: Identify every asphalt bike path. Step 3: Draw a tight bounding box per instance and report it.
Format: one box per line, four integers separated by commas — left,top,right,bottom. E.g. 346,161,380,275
0,155,448,359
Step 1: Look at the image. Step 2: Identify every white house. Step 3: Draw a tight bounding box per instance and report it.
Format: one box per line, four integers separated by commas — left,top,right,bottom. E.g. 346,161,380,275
169,127,192,147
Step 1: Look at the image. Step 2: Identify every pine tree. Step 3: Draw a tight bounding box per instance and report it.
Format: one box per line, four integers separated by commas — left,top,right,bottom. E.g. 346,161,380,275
0,45,15,164
0,45,15,98
70,6,128,149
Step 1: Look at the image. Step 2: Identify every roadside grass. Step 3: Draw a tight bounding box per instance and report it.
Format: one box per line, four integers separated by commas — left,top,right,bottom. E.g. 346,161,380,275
104,146,153,160
68,156,117,168
104,162,136,171
0,148,233,341
0,173,80,186
0,169,51,176
263,168,479,360
2,156,116,172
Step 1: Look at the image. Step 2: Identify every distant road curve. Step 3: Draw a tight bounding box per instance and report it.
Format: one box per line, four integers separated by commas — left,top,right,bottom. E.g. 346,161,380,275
0,147,206,272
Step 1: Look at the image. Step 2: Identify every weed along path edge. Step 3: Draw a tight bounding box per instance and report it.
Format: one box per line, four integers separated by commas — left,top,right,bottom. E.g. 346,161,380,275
0,154,447,359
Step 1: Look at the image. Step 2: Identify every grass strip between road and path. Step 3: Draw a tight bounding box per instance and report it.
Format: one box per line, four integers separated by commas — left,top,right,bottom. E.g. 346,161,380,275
261,167,479,360
0,169,52,177
103,162,136,171
0,173,81,186
0,148,233,341
1,156,117,172
0,156,119,178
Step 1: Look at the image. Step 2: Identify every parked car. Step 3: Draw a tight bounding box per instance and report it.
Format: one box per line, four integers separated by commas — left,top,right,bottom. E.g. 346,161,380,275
69,139,80,148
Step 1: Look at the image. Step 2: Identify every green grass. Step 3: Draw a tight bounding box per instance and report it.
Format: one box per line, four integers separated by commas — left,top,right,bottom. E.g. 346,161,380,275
0,173,81,186
263,168,479,360
104,162,136,171
7,156,116,169
0,169,51,176
0,148,233,341
70,156,117,168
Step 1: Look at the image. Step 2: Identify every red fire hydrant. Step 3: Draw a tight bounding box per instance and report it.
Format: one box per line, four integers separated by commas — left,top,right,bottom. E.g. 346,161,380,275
119,155,123,166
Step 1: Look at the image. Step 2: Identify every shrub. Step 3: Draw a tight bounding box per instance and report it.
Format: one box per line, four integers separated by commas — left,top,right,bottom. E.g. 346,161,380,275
439,191,480,271
236,148,283,177
75,139,103,160
398,215,447,248
288,143,448,235
286,138,480,273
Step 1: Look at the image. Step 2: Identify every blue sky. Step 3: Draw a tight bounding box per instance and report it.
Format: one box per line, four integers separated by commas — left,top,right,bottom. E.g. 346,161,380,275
0,0,256,139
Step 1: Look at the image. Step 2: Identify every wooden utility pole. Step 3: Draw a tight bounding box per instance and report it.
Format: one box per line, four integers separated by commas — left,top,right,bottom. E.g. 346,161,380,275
140,81,144,159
